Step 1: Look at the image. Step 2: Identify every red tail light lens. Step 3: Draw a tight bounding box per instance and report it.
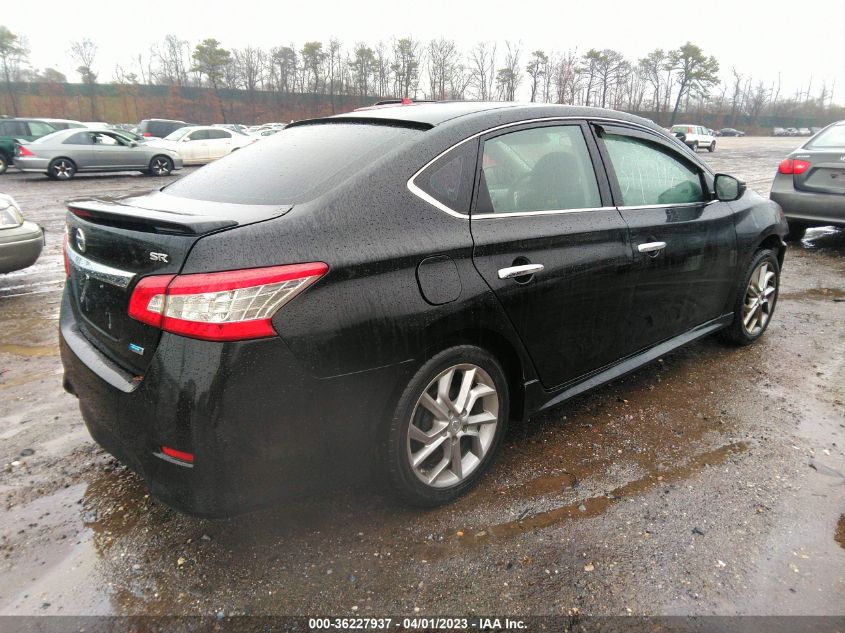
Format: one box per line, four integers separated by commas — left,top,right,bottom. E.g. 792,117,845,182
128,263,328,341
17,145,35,157
778,158,811,175
143,132,152,137
161,446,194,464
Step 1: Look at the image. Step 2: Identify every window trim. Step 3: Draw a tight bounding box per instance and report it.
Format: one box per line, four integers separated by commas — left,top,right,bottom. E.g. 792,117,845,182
407,116,706,220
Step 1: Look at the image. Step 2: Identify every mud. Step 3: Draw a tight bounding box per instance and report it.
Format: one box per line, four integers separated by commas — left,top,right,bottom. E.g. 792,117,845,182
0,139,843,617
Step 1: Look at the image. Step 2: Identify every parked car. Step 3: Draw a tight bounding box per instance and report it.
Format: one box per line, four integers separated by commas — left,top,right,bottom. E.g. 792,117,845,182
136,118,188,139
719,128,745,137
785,127,799,136
0,118,57,175
0,193,43,274
146,126,256,165
797,127,812,136
40,118,87,131
670,124,717,151
773,127,787,137
809,127,822,135
60,102,787,516
770,120,845,240
14,128,182,179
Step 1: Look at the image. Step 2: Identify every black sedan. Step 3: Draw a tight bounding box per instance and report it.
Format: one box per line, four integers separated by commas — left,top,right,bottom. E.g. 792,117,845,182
770,120,845,239
59,103,787,516
719,128,745,137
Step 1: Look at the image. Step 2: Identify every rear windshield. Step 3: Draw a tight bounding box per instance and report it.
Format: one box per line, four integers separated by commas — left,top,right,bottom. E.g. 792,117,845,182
164,122,424,205
806,124,845,149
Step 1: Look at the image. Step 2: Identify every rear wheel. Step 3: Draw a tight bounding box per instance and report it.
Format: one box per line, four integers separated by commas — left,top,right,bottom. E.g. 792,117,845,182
785,221,809,241
384,346,509,506
47,158,76,180
148,155,173,177
718,249,780,346
708,141,716,152
0,153,8,175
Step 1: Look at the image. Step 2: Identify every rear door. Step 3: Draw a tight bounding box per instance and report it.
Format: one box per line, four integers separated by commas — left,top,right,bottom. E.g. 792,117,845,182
469,121,633,389
89,132,139,169
593,123,737,355
206,129,233,159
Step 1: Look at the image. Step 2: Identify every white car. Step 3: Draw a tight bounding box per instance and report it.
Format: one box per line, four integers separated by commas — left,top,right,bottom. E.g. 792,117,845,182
146,126,256,165
670,124,716,152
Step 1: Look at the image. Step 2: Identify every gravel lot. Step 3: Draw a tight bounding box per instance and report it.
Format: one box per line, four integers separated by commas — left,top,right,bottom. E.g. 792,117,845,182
0,137,843,618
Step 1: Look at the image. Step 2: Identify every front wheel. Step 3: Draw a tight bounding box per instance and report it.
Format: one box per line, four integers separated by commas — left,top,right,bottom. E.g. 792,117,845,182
718,249,780,346
691,141,699,151
47,158,76,180
708,141,716,152
384,346,509,506
148,155,173,177
0,153,8,175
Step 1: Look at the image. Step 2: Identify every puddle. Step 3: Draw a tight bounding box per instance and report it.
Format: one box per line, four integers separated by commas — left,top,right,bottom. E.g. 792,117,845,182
836,515,845,550
450,442,747,547
779,287,845,302
0,343,59,357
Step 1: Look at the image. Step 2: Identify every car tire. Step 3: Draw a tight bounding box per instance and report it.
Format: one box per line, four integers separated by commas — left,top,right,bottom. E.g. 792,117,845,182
148,155,174,177
0,153,8,175
708,141,716,152
691,141,699,152
47,158,76,180
785,222,809,241
718,248,780,346
384,345,509,507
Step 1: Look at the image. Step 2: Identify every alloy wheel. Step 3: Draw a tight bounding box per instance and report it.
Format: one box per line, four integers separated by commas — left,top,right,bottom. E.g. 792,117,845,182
151,158,171,176
53,160,73,179
406,363,499,488
742,261,777,335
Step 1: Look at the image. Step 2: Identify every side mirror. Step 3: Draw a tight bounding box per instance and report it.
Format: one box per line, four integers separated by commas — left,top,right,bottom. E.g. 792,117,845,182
714,173,746,202
182,137,191,142
129,141,138,148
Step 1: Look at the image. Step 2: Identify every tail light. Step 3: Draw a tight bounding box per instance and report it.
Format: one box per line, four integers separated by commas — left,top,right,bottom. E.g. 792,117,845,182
143,132,152,137
62,233,70,277
128,263,328,341
17,145,35,157
778,158,811,175
161,446,194,464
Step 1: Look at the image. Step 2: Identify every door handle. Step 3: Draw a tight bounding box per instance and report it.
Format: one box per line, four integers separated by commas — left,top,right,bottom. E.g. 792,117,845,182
497,263,544,280
637,241,667,255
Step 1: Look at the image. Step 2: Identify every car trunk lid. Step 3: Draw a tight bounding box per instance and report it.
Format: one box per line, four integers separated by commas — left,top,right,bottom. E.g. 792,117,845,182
792,149,845,196
65,191,291,374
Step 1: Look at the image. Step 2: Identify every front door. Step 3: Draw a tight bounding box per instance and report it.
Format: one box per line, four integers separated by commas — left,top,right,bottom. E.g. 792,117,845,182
593,124,737,356
470,121,633,389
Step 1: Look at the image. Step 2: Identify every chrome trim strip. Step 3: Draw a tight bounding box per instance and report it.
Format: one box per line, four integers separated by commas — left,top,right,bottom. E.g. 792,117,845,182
617,200,715,211
406,114,702,219
66,245,135,289
474,206,616,220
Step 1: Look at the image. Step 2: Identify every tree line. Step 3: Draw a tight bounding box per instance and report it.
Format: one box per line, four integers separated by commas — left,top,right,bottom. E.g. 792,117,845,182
0,25,841,128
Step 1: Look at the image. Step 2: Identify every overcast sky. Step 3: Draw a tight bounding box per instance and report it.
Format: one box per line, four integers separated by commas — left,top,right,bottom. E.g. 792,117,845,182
3,0,841,103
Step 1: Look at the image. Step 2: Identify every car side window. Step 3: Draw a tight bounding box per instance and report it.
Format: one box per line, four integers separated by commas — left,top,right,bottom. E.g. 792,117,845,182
602,133,705,206
0,121,28,136
188,130,209,141
28,121,55,137
207,129,231,139
92,133,119,146
414,140,477,214
64,132,94,145
477,125,601,214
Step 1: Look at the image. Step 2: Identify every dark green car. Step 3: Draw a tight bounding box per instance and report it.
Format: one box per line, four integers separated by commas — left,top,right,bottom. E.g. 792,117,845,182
0,118,57,175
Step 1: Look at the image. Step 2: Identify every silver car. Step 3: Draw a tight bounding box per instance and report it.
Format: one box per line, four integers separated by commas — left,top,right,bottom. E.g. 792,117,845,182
13,128,183,180
0,193,43,274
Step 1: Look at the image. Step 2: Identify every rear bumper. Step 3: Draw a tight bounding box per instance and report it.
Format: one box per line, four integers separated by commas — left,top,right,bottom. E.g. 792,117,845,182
770,173,845,226
12,156,50,173
59,288,410,516
0,221,44,273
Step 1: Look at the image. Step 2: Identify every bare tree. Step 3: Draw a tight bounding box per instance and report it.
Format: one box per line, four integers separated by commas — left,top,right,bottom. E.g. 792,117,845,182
391,37,421,98
468,41,496,101
495,41,521,101
526,50,548,102
70,38,98,118
0,26,29,115
427,38,459,100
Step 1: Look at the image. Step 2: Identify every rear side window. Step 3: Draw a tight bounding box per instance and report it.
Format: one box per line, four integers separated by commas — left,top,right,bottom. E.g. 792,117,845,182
187,130,209,141
28,121,55,137
602,133,705,206
0,121,28,136
207,129,231,139
64,132,93,145
413,141,477,214
165,123,424,205
807,125,845,149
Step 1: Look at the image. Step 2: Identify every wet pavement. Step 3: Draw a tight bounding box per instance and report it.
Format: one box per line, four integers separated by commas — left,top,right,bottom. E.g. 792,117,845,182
0,138,843,617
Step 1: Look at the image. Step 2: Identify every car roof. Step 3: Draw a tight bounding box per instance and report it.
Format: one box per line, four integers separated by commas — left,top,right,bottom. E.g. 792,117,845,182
296,101,661,132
